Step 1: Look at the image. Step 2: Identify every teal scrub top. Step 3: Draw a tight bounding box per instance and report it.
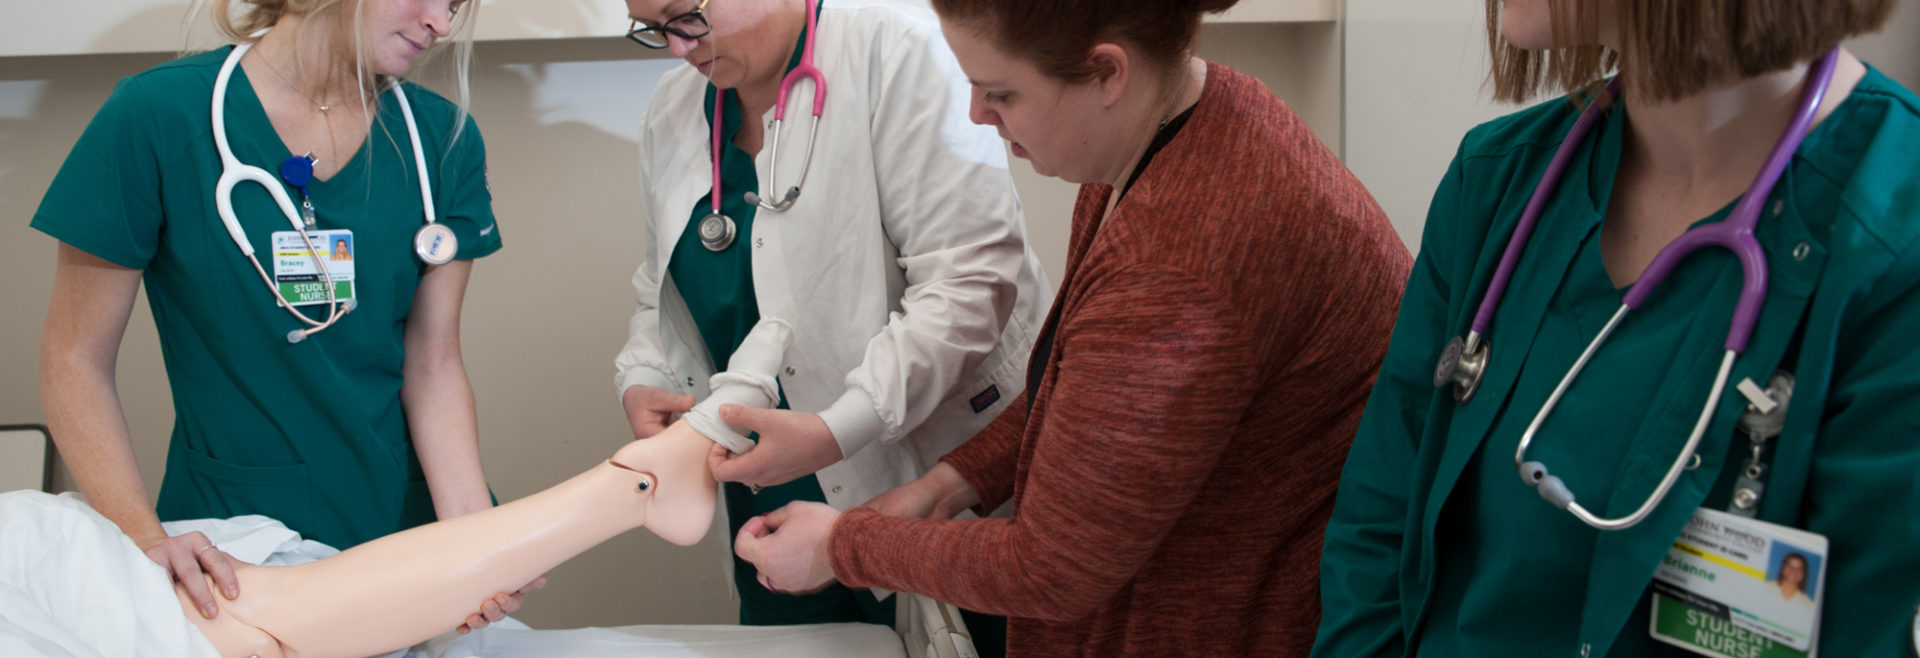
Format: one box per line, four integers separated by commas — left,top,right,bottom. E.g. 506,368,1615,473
30,47,501,550
1313,67,1920,658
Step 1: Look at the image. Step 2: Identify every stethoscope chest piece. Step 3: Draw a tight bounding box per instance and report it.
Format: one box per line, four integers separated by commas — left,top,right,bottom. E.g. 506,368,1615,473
699,212,737,251
414,223,457,266
1435,334,1490,402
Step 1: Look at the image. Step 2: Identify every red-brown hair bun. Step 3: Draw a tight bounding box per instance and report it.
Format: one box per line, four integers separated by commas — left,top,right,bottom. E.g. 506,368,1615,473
933,0,1235,81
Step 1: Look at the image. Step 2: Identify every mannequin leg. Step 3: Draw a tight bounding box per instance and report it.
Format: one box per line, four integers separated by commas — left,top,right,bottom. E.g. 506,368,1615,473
183,422,711,657
180,316,796,658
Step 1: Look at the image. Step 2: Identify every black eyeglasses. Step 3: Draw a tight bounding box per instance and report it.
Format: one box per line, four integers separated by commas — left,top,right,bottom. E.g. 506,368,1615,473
627,0,712,49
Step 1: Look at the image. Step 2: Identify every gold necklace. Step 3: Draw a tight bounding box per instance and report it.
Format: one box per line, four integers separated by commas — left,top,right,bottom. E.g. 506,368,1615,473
250,46,347,174
256,49,338,113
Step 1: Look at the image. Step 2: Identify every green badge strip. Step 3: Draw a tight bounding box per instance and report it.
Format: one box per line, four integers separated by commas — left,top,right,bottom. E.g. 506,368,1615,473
277,279,354,306
1653,591,1810,658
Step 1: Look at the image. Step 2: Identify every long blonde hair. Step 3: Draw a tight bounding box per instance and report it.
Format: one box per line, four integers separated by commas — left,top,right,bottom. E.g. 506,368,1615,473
193,0,480,148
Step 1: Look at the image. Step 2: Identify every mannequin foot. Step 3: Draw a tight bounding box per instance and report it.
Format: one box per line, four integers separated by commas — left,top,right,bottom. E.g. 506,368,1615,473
611,424,718,546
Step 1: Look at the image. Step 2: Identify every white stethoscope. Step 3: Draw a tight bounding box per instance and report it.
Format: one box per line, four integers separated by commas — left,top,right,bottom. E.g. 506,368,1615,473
698,0,827,251
1433,46,1840,531
213,34,457,343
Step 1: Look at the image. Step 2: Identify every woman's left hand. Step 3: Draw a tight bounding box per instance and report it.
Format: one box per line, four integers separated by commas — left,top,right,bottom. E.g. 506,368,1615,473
734,502,841,595
456,574,546,634
707,406,844,488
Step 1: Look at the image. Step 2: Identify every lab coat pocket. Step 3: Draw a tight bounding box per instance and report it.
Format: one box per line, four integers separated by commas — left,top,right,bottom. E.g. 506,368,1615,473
176,443,314,537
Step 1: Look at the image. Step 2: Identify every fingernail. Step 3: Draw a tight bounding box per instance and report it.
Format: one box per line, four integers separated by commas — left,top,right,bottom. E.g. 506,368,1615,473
225,586,237,598
203,604,217,617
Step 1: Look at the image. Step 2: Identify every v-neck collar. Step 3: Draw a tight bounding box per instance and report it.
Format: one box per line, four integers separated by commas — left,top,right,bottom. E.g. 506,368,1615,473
229,45,374,189
700,0,819,155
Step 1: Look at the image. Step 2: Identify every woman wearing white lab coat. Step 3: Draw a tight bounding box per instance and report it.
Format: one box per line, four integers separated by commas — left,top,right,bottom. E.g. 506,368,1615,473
613,0,1048,636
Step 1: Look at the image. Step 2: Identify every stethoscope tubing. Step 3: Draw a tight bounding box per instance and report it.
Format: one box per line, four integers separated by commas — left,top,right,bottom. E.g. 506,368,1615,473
754,0,826,212
214,39,346,336
1505,46,1841,530
709,0,826,215
212,32,441,341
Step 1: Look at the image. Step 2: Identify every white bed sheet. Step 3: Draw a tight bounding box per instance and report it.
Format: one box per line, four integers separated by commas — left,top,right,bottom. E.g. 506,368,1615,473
1,492,913,658
0,491,221,658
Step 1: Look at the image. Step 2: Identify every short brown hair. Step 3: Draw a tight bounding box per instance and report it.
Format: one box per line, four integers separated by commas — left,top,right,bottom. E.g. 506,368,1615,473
930,0,1241,82
1486,0,1896,104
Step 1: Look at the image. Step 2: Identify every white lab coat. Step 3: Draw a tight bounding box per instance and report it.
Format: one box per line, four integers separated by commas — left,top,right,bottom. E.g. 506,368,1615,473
615,0,1051,512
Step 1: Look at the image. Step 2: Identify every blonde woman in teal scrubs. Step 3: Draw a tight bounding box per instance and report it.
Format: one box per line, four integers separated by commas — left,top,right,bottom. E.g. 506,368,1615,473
1314,0,1920,656
34,0,527,631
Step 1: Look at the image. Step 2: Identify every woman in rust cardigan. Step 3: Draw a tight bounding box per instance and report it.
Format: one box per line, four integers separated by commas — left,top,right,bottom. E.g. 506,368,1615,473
731,0,1410,655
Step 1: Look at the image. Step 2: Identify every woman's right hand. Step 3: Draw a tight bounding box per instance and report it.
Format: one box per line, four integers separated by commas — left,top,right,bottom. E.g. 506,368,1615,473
623,384,695,439
141,530,239,620
862,463,981,520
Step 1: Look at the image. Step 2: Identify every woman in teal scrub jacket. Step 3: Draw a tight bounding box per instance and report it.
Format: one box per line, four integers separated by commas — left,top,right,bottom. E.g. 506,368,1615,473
33,0,525,627
1313,0,1919,656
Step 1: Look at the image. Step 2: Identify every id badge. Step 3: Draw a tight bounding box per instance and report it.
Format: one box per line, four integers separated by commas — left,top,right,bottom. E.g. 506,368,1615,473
272,229,356,307
1650,507,1828,658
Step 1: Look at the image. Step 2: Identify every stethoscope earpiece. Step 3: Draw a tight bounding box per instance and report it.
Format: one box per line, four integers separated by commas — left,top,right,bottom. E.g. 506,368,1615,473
1519,461,1576,511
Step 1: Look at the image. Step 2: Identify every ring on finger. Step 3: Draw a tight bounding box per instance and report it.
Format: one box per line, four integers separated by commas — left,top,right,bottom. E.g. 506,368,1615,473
195,544,217,555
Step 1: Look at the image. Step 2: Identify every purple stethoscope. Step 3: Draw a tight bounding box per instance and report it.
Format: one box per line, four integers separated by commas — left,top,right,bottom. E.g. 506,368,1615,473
1433,46,1840,530
698,0,828,251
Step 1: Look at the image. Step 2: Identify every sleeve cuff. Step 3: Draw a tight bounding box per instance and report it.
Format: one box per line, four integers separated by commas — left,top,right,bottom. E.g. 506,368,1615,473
616,366,678,403
819,387,886,460
829,507,883,589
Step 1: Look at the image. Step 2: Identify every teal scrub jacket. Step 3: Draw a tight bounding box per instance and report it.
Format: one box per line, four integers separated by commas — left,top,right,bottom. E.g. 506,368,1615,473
31,47,501,550
1313,67,1920,658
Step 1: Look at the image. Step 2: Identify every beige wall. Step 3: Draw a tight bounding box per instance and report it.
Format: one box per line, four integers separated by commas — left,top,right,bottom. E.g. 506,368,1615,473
0,21,1339,629
1345,0,1920,252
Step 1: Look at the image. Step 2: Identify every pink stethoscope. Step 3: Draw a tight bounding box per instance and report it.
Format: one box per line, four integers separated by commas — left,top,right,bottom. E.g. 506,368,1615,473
697,0,827,251
1433,46,1840,530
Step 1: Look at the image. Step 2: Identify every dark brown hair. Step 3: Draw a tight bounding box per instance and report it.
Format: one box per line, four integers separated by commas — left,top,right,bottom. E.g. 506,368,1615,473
930,0,1241,82
1486,0,1896,103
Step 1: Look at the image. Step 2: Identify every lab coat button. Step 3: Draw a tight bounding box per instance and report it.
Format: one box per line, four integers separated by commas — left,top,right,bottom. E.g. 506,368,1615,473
755,237,765,248
687,376,695,387
831,485,842,494
785,366,796,376
1580,643,1591,657
1793,242,1810,261
1772,200,1785,217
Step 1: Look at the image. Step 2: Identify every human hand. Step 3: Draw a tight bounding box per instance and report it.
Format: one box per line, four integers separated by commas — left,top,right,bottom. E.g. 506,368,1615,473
457,574,546,634
734,502,841,595
862,463,980,520
141,531,239,620
706,406,844,489
624,384,695,439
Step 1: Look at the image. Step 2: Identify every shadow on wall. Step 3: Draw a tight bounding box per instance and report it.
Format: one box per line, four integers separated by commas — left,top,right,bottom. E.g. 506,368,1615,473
0,49,176,494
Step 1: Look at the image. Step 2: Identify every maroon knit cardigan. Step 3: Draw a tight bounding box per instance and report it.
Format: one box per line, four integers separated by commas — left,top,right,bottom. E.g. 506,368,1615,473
830,61,1412,658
